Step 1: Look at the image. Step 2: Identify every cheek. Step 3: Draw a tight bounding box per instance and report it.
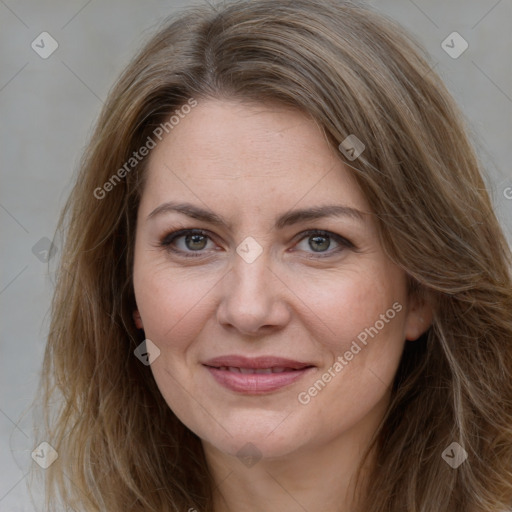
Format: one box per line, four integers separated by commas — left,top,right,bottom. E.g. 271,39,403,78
132,261,216,423
298,266,407,405
298,263,407,354
292,270,407,439
132,256,219,352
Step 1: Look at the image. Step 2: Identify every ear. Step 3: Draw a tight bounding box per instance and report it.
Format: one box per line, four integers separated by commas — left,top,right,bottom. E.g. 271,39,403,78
133,310,144,329
404,293,433,341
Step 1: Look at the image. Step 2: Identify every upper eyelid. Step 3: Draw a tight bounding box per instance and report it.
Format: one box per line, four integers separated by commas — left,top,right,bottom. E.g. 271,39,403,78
161,228,354,251
293,230,354,251
160,228,214,246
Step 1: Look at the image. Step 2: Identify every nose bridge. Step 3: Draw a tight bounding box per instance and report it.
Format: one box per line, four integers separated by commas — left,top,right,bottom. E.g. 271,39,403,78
232,233,272,291
217,244,289,334
231,248,274,308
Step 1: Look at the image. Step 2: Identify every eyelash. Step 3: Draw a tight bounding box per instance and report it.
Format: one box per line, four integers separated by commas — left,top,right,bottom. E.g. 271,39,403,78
159,228,355,259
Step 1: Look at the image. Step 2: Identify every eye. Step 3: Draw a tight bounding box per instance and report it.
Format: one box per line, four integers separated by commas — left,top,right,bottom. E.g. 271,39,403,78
293,230,354,257
159,228,355,259
160,229,217,257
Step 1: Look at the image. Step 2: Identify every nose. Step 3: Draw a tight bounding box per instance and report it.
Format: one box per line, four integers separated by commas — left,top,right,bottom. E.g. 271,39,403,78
216,250,292,336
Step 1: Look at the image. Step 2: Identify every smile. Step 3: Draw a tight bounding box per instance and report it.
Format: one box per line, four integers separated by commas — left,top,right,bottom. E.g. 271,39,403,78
214,366,299,374
203,355,315,394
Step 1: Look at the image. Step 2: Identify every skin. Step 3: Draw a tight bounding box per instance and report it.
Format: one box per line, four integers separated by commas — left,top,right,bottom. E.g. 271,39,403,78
132,99,432,512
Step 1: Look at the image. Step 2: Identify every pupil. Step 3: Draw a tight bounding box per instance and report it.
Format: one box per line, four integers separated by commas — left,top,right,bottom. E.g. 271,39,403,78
186,233,207,250
309,235,330,252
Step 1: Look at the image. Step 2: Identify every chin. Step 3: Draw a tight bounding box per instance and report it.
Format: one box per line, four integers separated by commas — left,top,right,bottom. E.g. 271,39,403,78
196,411,315,462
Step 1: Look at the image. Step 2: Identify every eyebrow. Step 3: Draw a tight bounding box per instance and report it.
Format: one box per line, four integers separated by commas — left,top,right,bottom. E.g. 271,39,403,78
147,201,367,229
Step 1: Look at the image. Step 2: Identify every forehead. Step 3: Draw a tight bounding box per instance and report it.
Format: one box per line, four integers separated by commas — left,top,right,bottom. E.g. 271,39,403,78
140,99,371,218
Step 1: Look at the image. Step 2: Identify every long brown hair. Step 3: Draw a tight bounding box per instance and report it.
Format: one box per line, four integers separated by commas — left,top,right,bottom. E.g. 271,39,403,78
34,1,512,510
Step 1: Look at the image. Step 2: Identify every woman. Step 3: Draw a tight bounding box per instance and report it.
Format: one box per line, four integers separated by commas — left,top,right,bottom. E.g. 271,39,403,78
36,0,512,511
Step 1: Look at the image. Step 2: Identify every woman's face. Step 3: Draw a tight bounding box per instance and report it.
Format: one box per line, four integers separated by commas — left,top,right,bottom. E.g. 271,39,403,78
133,99,429,460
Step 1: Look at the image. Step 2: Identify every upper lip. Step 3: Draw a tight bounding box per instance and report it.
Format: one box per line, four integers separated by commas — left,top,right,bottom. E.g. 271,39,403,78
203,355,314,370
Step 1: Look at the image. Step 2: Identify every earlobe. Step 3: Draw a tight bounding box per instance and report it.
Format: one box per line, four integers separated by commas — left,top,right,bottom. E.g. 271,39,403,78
133,310,144,329
404,298,433,341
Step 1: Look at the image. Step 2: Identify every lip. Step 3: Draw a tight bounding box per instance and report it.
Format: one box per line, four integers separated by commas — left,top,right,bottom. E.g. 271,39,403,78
203,355,315,394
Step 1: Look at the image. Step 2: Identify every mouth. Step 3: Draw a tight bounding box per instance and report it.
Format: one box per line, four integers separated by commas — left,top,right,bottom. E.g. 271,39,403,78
202,356,315,394
209,366,306,374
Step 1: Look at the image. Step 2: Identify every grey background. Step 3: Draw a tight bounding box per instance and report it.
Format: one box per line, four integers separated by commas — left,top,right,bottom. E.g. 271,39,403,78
1,0,511,510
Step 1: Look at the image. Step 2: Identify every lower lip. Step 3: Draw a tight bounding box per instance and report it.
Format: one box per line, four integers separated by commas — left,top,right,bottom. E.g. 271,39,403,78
204,366,314,394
